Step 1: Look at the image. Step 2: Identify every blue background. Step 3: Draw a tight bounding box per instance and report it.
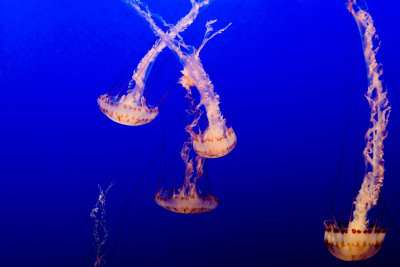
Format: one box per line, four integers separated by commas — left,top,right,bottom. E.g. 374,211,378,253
1,0,399,266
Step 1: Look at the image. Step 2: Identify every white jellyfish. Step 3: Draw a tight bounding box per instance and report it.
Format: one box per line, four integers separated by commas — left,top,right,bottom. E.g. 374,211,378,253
155,142,219,214
98,0,210,126
127,0,237,158
324,0,391,261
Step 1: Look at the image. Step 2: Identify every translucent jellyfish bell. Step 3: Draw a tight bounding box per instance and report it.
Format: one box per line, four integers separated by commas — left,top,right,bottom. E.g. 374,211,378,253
193,125,236,158
155,189,218,214
324,222,386,261
98,94,158,126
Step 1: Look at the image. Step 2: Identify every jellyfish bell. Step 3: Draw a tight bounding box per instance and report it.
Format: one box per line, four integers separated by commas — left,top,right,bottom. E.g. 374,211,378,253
97,93,158,126
155,157,219,214
155,137,218,214
154,189,218,214
324,221,386,261
154,138,220,214
193,125,236,158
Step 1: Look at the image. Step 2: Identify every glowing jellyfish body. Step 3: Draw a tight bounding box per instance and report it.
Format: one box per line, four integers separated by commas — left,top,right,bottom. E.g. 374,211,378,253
155,192,218,214
130,0,237,158
98,0,208,126
155,147,218,214
325,0,390,261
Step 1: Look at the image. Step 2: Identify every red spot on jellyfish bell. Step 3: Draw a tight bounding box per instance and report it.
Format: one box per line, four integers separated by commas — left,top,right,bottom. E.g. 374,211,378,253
324,222,386,261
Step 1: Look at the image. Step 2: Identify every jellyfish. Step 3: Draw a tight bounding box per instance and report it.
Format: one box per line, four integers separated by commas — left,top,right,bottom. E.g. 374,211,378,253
128,0,237,158
324,0,391,261
155,77,218,214
97,0,210,126
155,142,219,214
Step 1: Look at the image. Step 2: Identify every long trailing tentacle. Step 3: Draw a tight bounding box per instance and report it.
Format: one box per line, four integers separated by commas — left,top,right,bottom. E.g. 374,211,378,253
347,0,390,230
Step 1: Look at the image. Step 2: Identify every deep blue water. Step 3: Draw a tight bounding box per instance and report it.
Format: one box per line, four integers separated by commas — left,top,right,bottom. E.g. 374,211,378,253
1,0,399,266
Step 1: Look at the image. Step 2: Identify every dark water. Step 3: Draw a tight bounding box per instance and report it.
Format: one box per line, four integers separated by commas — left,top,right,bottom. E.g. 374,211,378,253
1,0,399,266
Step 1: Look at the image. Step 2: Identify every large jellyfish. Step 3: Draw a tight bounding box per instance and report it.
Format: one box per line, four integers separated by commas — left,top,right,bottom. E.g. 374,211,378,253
97,0,210,126
324,0,391,261
128,0,237,158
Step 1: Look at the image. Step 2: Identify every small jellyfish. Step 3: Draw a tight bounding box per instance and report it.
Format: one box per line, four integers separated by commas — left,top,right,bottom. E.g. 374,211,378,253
155,78,218,214
155,143,218,214
129,0,237,158
324,0,391,261
98,0,209,126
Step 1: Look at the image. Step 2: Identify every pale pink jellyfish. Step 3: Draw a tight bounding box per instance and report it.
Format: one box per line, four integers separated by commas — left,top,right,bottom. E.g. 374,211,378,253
324,0,391,261
155,79,218,214
128,0,237,158
155,142,218,214
97,0,209,126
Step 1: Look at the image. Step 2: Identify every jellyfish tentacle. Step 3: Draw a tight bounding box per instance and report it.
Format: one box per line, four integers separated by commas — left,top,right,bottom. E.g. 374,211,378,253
125,0,207,102
348,0,390,230
196,20,232,58
90,182,114,267
130,0,237,158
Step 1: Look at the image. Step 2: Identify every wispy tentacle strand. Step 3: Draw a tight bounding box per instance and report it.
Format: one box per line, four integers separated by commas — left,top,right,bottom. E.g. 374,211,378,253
347,0,391,230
